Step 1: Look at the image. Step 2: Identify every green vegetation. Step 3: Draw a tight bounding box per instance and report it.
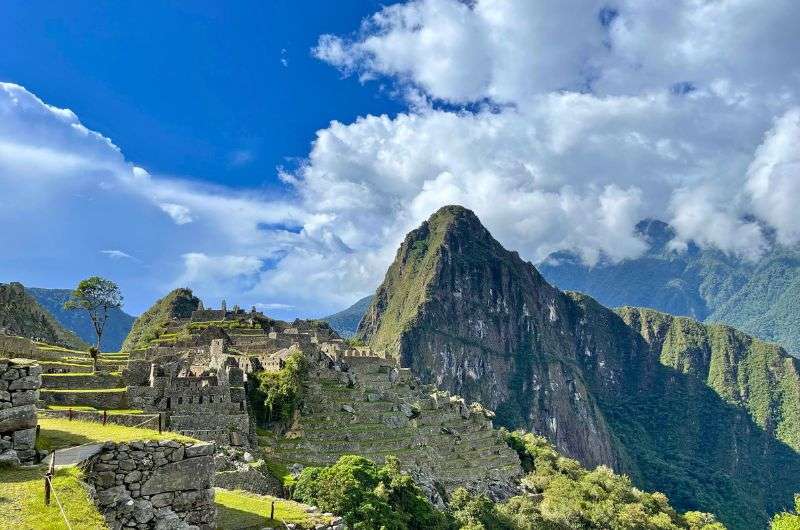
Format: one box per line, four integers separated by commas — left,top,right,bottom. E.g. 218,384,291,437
44,405,144,414
215,488,331,529
121,287,199,351
0,281,87,350
294,455,451,530
64,276,123,359
539,219,800,355
262,458,296,488
36,417,194,451
772,495,800,530
250,349,307,425
27,286,135,353
494,431,724,530
0,464,105,530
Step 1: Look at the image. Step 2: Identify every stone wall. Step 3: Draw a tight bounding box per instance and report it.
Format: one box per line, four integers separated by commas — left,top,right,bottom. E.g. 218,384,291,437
0,335,38,357
0,358,41,465
40,388,128,409
82,440,216,530
263,352,523,505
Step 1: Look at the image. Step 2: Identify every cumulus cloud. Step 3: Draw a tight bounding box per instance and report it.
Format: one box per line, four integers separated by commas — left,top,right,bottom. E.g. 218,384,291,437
3,0,800,316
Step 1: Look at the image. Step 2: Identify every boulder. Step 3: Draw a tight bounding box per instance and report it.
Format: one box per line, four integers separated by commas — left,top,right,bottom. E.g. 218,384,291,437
0,449,20,466
0,404,36,432
11,390,38,406
8,376,40,391
184,442,214,458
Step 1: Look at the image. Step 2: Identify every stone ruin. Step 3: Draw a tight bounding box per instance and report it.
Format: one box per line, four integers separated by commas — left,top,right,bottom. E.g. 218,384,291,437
125,360,250,447
0,358,42,465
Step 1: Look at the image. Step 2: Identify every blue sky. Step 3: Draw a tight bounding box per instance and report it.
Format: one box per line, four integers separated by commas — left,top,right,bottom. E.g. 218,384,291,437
1,1,400,190
1,1,798,319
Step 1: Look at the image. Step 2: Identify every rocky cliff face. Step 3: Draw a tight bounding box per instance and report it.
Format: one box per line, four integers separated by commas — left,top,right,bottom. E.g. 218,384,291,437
357,205,800,529
358,205,624,471
0,282,87,350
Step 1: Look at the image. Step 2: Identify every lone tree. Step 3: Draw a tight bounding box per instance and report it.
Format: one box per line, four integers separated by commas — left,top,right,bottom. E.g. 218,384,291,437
64,277,123,371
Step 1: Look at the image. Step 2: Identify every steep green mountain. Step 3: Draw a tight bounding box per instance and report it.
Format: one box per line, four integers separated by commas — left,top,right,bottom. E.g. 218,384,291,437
321,295,372,338
539,219,800,355
26,286,135,352
0,282,87,350
120,287,200,351
356,205,800,529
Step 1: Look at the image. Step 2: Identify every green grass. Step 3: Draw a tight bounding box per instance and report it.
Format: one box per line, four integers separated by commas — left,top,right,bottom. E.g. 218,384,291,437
41,371,122,377
44,405,144,415
215,488,329,530
262,458,296,487
0,464,106,530
40,387,128,393
36,417,195,451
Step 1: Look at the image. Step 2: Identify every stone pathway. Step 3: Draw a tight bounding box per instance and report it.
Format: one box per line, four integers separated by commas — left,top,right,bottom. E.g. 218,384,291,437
51,443,103,466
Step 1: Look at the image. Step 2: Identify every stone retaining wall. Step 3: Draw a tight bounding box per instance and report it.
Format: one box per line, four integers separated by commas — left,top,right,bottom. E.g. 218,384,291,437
40,389,129,409
82,440,216,530
0,358,41,465
39,409,160,429
40,372,125,390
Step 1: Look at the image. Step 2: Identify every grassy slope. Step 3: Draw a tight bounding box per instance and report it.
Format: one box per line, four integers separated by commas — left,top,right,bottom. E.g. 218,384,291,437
215,488,331,530
36,417,194,451
120,287,199,352
0,465,106,530
0,282,87,350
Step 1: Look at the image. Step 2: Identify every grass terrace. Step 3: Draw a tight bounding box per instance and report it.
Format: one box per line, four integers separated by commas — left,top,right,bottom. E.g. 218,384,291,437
36,417,195,452
0,464,105,530
214,488,332,530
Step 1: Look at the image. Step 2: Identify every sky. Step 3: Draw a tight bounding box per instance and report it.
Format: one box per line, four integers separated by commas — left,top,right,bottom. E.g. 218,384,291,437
1,0,799,318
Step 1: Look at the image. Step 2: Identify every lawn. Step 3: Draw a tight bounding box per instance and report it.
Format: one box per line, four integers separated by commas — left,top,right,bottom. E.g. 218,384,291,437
215,488,331,530
0,464,105,530
36,417,195,452
44,405,144,415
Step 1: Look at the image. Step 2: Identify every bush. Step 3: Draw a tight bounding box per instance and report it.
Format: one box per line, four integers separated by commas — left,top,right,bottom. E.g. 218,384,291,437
250,349,307,425
293,455,452,530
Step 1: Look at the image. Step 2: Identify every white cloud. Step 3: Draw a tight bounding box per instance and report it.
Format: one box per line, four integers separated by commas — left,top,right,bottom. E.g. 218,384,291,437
3,0,800,316
745,108,800,246
158,203,194,225
100,250,134,260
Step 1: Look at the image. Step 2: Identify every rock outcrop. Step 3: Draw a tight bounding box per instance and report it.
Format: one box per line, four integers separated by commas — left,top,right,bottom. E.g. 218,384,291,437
0,358,41,465
356,204,800,530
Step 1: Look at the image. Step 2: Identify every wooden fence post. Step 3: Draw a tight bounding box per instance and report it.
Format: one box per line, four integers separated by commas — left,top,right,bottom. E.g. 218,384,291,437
270,499,275,521
44,451,55,505
103,410,107,426
158,413,163,434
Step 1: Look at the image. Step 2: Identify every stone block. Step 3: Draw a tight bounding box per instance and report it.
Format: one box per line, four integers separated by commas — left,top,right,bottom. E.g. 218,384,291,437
12,427,36,450
0,390,10,402
184,442,214,458
11,389,38,406
0,449,20,466
140,455,213,495
8,375,40,391
97,485,129,506
0,404,36,432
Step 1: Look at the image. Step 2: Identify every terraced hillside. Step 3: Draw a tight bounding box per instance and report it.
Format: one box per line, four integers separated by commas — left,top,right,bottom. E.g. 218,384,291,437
0,334,132,411
261,352,523,503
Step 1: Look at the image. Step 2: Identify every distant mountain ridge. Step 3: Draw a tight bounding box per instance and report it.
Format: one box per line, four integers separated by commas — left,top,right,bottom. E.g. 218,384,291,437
0,282,87,350
539,218,800,355
355,205,800,529
321,295,372,338
26,286,135,352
